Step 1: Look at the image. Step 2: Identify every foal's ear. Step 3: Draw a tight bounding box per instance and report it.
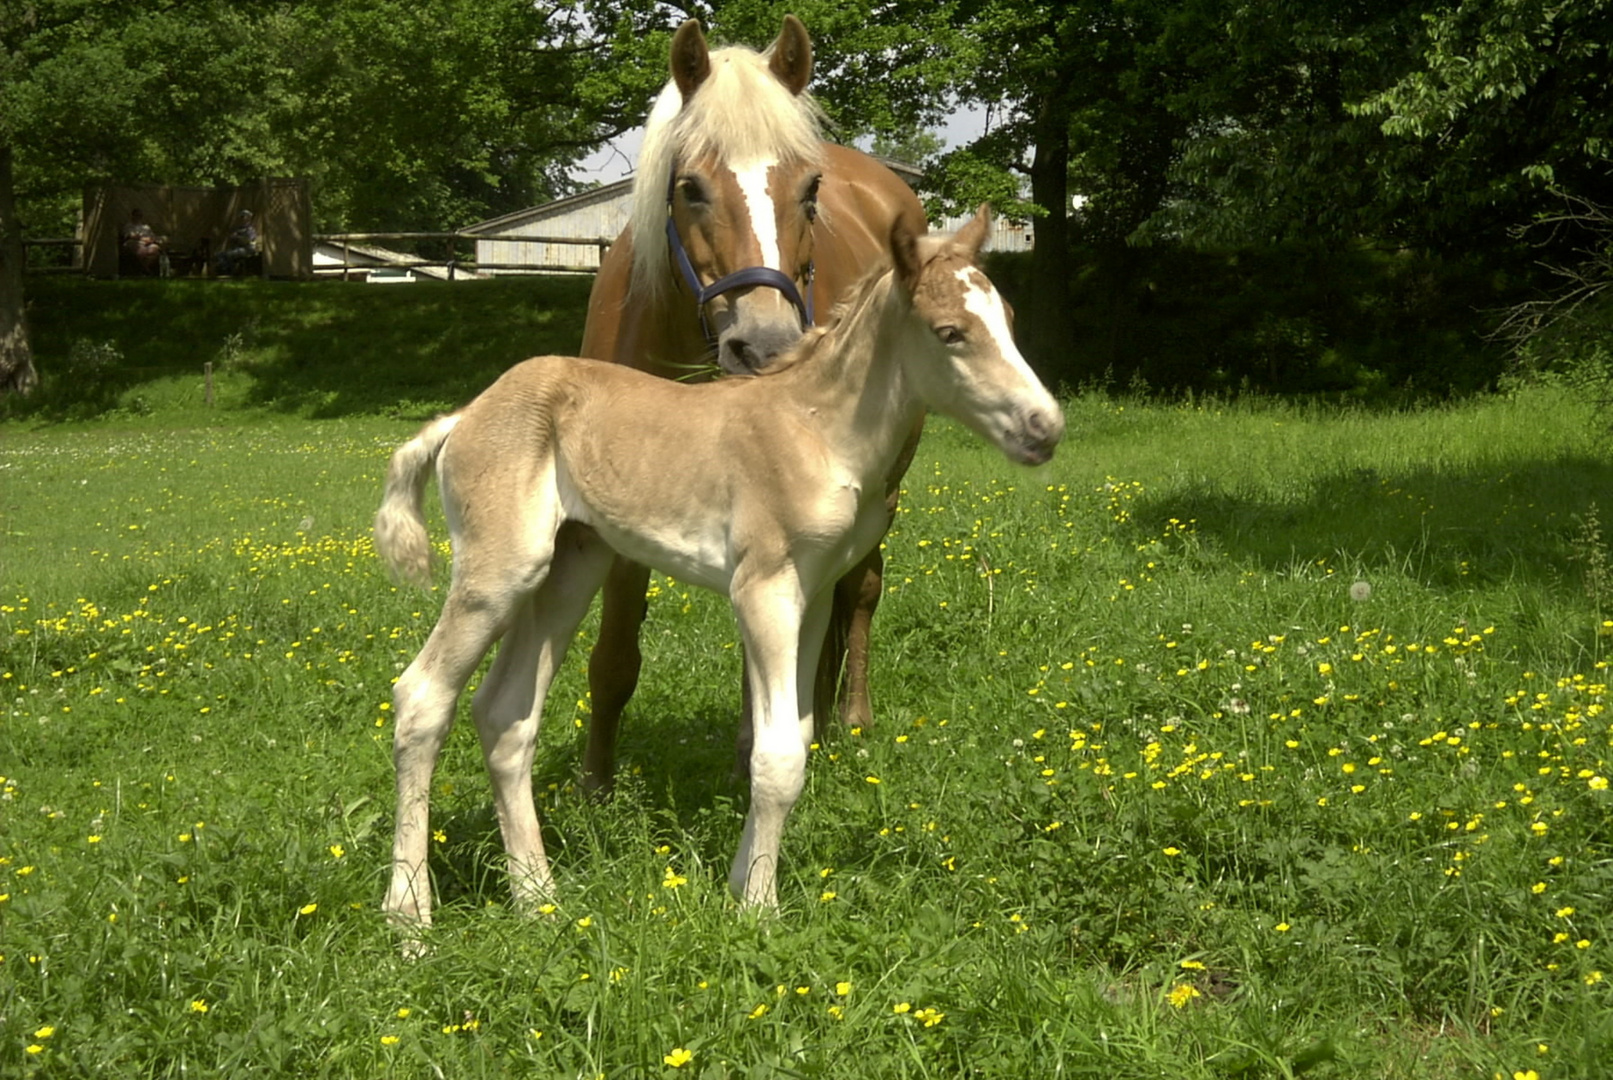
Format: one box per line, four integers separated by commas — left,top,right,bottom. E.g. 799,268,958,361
890,216,924,296
768,14,813,96
953,204,992,262
671,19,712,101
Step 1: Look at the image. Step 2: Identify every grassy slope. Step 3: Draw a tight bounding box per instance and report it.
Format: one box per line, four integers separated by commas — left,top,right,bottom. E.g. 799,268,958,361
1,280,1611,1078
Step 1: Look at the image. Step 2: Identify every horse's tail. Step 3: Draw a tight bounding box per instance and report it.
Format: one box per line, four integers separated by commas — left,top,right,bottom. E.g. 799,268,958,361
374,413,461,588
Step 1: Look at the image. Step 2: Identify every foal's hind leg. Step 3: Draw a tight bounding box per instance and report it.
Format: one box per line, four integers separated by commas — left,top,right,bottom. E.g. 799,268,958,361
471,525,613,910
386,586,526,937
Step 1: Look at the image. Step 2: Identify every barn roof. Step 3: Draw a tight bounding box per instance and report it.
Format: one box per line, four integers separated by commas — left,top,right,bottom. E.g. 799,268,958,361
463,180,633,237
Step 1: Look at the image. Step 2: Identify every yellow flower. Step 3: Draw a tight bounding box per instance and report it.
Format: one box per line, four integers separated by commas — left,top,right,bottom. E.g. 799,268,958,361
1532,882,1547,894
893,1002,911,1014
663,1047,693,1068
33,1026,55,1039
661,867,687,889
820,890,837,902
1274,922,1291,933
1513,1071,1540,1080
864,775,881,784
329,844,345,859
26,1045,44,1055
380,1035,400,1046
1163,846,1182,857
1167,983,1201,1008
298,903,317,916
835,981,853,996
396,1008,411,1018
748,1003,769,1019
190,999,209,1013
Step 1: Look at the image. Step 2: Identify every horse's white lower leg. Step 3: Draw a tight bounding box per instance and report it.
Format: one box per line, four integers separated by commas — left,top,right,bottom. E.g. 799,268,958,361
728,578,809,907
472,529,611,911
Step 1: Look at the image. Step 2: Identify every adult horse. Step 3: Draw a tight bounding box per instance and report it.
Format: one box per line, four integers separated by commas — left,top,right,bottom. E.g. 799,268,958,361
578,16,927,789
376,207,1064,929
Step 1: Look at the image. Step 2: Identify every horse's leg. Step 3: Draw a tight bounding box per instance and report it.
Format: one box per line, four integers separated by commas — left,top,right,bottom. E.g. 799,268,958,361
727,572,809,908
818,420,923,731
823,547,883,731
471,525,613,911
385,584,525,941
582,557,652,794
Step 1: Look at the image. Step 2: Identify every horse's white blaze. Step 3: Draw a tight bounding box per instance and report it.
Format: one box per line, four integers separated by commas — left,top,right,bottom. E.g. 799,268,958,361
733,158,783,272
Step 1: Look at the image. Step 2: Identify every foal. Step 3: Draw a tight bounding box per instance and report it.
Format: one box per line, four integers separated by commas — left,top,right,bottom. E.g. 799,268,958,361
375,207,1063,934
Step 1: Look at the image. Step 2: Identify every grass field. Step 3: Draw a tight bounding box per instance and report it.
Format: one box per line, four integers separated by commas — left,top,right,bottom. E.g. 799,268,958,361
2,279,1611,1077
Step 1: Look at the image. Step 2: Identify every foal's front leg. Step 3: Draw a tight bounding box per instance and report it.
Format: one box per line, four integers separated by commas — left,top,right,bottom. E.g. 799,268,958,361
728,576,828,908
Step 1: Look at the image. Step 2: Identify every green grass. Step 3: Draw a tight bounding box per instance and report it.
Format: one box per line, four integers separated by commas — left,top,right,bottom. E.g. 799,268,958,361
2,293,1611,1077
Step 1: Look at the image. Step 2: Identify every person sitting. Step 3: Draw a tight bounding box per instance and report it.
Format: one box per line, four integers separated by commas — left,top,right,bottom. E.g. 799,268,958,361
119,208,166,276
214,210,259,276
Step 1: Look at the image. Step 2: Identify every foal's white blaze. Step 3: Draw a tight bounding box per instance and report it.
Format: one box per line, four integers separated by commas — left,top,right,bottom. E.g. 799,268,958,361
732,158,783,274
951,266,1062,460
957,268,1037,383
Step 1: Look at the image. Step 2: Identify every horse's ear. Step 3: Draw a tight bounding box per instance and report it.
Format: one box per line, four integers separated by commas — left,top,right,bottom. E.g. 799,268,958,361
954,204,992,261
890,215,923,296
768,14,812,96
671,19,712,101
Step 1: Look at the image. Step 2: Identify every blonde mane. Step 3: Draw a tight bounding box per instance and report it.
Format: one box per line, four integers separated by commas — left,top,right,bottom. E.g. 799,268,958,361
629,43,826,302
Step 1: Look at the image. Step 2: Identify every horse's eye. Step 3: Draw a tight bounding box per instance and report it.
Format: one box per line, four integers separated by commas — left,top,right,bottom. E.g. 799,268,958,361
803,175,821,222
936,325,965,346
679,177,708,206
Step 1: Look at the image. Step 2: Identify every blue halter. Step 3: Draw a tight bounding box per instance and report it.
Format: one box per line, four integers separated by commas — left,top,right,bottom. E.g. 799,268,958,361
664,170,814,344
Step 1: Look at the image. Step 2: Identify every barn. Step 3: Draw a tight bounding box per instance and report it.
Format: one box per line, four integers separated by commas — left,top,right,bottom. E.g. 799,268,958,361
463,180,630,274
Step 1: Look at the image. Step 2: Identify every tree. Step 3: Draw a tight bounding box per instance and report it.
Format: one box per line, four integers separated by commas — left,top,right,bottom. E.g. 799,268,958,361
1357,0,1613,251
0,0,678,394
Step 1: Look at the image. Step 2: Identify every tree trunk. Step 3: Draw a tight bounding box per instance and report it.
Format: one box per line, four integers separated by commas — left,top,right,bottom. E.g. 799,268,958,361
0,143,38,396
1024,92,1077,383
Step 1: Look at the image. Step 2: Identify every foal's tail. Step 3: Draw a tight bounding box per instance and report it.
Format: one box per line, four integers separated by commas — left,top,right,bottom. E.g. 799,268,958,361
374,413,461,588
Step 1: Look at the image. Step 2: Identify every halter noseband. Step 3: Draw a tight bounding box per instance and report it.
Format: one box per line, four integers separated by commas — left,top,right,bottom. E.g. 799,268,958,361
664,171,814,345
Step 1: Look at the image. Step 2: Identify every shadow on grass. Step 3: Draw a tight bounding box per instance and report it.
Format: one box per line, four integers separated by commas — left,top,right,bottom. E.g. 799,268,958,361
428,699,747,910
1127,455,1613,595
19,275,597,421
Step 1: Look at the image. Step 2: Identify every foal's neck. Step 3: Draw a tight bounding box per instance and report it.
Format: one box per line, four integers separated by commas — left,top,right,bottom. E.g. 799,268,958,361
783,271,922,473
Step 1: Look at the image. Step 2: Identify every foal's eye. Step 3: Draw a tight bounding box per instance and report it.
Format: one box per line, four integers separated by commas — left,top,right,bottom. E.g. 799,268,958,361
678,177,709,207
935,325,965,346
803,175,821,222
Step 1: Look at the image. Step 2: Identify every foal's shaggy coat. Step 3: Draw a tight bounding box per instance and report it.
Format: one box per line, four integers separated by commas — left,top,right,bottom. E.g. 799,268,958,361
375,209,1062,935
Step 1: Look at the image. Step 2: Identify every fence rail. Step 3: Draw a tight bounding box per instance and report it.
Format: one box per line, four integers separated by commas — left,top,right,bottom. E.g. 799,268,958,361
314,231,613,280
20,231,615,279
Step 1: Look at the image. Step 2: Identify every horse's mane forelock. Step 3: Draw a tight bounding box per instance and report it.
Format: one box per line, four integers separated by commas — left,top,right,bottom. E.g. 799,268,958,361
628,44,826,301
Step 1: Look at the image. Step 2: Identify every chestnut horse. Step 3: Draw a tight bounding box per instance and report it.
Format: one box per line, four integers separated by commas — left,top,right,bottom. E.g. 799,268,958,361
578,16,927,790
376,208,1064,932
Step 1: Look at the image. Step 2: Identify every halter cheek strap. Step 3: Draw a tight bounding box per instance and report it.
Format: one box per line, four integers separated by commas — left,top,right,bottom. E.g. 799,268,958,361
665,172,814,344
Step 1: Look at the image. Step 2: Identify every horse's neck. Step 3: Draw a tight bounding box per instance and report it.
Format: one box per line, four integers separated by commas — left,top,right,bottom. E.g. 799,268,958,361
784,279,922,480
